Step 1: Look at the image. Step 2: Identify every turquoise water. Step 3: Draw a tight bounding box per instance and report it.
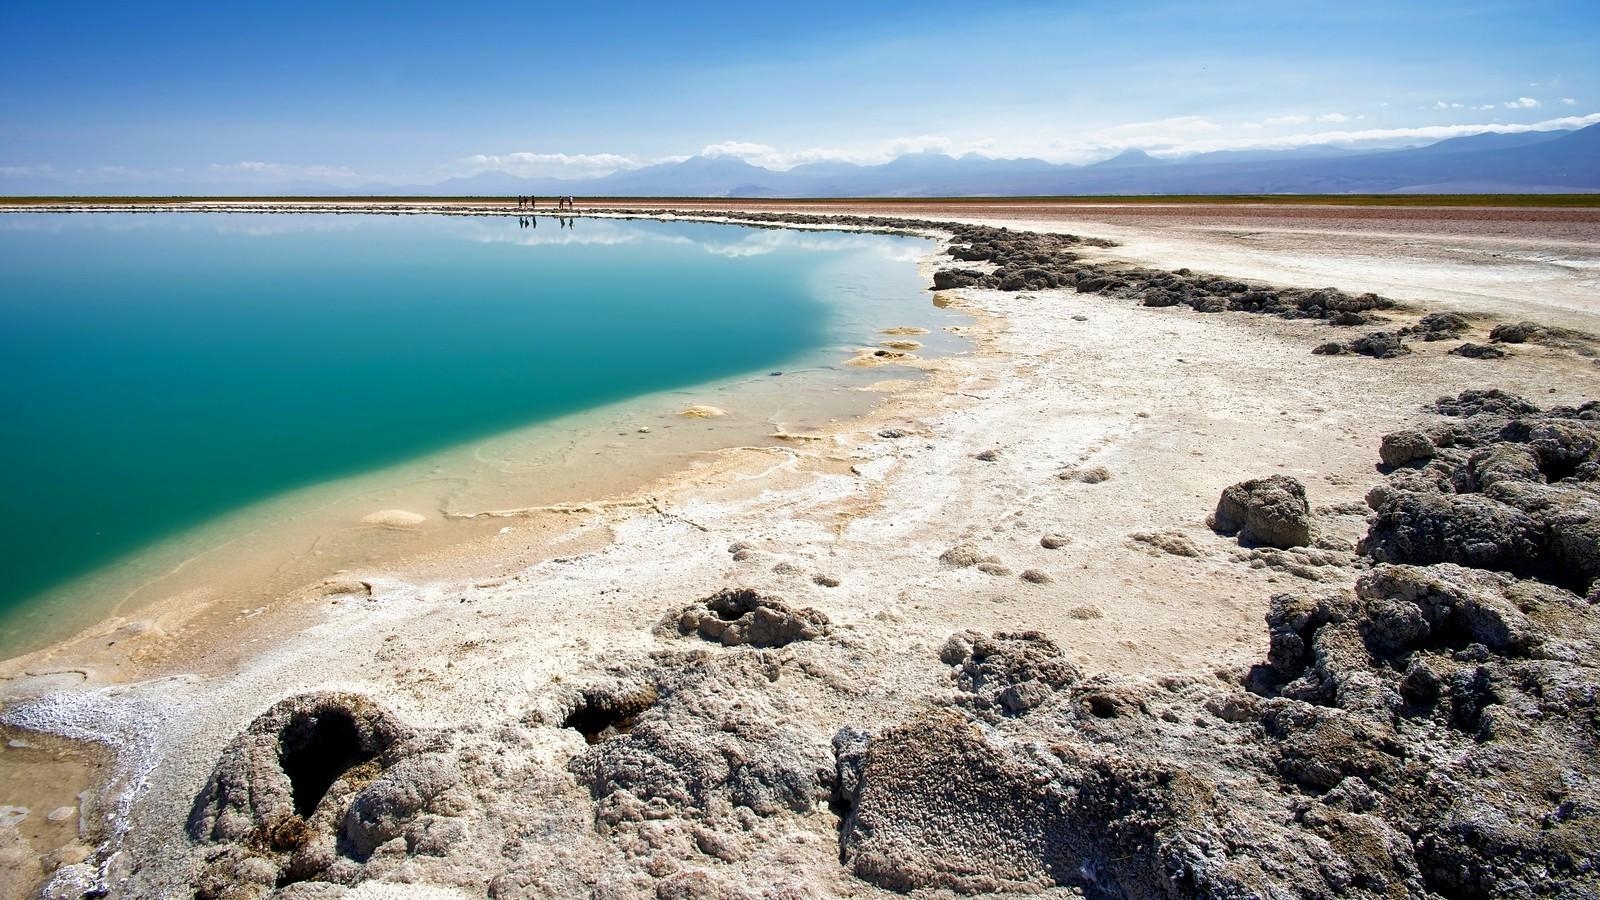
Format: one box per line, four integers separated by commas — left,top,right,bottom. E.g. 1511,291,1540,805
0,213,936,642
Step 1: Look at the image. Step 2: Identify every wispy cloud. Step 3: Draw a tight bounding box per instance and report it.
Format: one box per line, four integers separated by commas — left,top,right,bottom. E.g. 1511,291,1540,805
1433,101,1464,109
1504,97,1541,109
0,164,57,177
1134,112,1600,157
207,161,361,182
699,135,956,170
459,152,646,179
1561,97,1578,106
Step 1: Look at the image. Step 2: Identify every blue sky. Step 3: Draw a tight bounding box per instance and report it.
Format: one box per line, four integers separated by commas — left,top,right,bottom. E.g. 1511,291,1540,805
2,0,1597,191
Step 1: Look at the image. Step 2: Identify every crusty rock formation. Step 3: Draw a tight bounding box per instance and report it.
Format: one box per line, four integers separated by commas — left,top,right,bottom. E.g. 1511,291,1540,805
834,555,1600,897
1313,330,1411,359
1362,390,1600,593
185,692,469,898
939,630,1081,717
670,587,831,648
1210,474,1314,549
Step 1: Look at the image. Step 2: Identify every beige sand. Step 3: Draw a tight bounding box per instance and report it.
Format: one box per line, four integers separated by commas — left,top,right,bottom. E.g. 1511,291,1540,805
1,200,1597,896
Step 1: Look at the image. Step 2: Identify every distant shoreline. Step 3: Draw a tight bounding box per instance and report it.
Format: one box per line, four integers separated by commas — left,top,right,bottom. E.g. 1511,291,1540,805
4,192,1600,208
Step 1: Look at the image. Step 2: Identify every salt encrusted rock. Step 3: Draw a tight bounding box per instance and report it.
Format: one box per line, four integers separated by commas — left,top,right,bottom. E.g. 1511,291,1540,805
836,712,1073,893
1057,465,1112,484
186,693,473,896
939,630,1080,717
1349,331,1409,359
837,554,1600,897
1378,430,1434,468
1489,321,1545,343
931,268,986,290
1364,492,1544,574
673,587,830,648
341,754,464,858
1413,312,1471,340
188,692,416,846
1450,342,1506,359
569,717,829,827
1430,388,1540,418
939,543,1001,568
1363,390,1600,592
568,654,833,831
1210,475,1313,549
1129,530,1201,557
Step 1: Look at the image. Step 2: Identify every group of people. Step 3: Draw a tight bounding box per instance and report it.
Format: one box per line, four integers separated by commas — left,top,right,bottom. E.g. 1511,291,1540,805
514,195,577,210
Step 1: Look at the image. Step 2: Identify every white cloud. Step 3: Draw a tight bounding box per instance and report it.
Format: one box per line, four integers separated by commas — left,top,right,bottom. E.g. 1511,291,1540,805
1317,113,1352,123
1475,104,1497,110
700,141,781,160
1132,112,1600,157
698,135,958,170
1561,97,1577,106
459,152,645,179
1433,101,1464,109
207,161,360,181
0,163,57,177
1504,97,1541,109
1263,114,1311,125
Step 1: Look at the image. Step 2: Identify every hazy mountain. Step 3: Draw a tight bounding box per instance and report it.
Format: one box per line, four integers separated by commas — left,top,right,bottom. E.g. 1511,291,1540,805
1090,149,1165,168
482,124,1600,196
7,126,1596,197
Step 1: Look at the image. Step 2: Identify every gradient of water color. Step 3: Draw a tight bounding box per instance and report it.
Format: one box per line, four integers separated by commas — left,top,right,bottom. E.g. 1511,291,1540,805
0,213,937,639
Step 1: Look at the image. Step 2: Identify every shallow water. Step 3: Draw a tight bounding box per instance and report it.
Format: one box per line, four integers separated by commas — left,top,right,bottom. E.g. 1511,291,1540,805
0,213,952,655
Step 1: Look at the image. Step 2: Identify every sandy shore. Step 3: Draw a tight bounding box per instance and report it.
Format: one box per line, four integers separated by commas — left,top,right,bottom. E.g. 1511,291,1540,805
2,200,1598,898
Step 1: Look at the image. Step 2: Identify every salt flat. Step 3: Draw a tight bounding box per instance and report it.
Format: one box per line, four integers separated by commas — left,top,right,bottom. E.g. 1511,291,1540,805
3,201,1598,898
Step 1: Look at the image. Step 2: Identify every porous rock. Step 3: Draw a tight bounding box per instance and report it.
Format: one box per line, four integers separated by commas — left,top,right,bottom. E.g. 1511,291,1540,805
673,588,830,648
1364,390,1600,592
1129,530,1201,557
185,692,462,895
1378,430,1433,468
939,630,1080,716
1210,475,1313,549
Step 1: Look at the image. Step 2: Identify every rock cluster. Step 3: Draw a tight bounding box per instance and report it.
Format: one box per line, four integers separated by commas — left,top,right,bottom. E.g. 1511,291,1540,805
939,630,1081,717
1209,474,1314,549
1362,389,1600,593
186,692,466,898
1489,319,1598,353
929,225,1406,331
1312,330,1411,359
1449,341,1508,359
568,655,832,830
836,554,1600,897
670,587,831,648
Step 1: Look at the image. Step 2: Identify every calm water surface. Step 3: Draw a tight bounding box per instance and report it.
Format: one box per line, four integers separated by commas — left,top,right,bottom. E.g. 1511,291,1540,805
0,213,944,647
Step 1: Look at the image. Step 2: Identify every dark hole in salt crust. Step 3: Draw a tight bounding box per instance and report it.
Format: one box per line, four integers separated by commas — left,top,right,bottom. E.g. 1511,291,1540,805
709,587,763,621
1084,695,1117,719
280,710,374,818
561,686,659,744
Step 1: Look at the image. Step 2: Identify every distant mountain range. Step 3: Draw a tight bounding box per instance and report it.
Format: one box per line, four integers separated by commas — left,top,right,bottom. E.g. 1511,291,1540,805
7,125,1598,197
392,125,1600,197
